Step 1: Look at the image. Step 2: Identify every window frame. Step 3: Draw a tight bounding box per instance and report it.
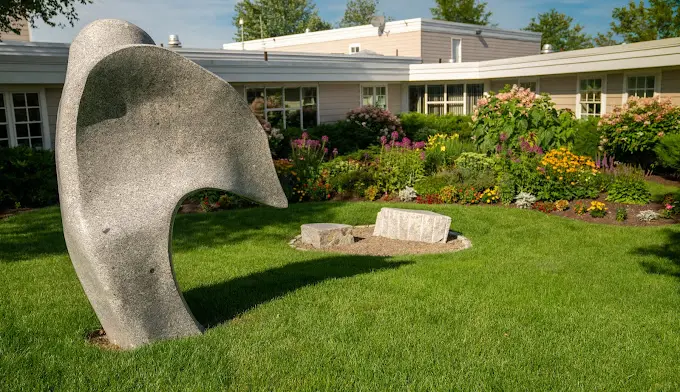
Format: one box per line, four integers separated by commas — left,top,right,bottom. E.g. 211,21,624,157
451,38,462,63
359,84,388,109
0,88,51,150
348,43,361,54
406,82,485,116
243,84,320,130
623,71,661,102
576,74,607,118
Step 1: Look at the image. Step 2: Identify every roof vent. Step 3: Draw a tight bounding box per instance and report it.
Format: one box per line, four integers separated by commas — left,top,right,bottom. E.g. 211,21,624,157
540,44,554,54
168,34,182,48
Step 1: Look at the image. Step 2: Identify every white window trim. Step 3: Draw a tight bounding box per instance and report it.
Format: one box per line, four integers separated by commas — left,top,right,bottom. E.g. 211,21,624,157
0,88,51,150
407,82,485,115
243,84,320,129
451,38,462,63
360,84,388,109
348,43,361,54
576,74,607,118
622,71,662,104
518,78,540,93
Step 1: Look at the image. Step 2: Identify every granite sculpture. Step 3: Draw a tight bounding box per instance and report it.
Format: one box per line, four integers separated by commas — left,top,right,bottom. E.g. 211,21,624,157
373,208,451,244
300,223,355,248
56,19,288,349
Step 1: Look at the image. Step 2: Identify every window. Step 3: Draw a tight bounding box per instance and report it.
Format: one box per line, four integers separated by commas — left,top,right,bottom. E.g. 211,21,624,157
245,86,318,129
409,83,484,116
627,75,655,98
349,44,361,54
579,78,603,118
451,39,462,63
519,81,537,91
362,86,387,109
408,85,425,113
0,92,47,149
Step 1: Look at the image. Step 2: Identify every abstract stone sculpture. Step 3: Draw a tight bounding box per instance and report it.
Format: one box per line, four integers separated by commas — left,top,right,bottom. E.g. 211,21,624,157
56,19,287,349
373,208,451,244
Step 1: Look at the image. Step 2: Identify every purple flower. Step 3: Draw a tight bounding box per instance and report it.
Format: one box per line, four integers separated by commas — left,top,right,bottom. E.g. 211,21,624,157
333,148,339,157
420,151,426,160
391,131,399,140
321,135,329,143
496,144,502,153
499,133,508,142
414,141,426,149
380,135,387,145
324,148,329,154
301,131,309,140
402,137,411,147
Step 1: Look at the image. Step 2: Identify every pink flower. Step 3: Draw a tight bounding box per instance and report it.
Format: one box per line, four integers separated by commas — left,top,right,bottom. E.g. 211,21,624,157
666,204,673,210
321,135,329,143
380,135,387,145
332,148,339,157
301,132,309,140
391,131,399,140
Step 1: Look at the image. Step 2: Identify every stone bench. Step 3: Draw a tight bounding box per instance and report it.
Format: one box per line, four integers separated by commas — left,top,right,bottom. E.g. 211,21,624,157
373,208,451,244
301,223,355,248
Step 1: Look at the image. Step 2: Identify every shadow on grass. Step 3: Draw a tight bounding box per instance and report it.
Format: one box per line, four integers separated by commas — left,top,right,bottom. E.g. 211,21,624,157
635,228,680,278
0,207,67,262
184,255,412,327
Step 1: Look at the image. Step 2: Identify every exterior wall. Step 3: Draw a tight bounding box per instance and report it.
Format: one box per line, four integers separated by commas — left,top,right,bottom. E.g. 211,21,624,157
606,73,624,112
490,79,515,92
319,83,360,123
539,75,577,111
0,19,30,42
261,31,421,57
661,69,680,106
421,32,539,64
388,83,402,114
45,87,62,148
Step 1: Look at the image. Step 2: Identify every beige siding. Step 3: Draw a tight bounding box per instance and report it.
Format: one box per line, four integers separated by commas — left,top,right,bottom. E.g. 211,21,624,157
0,19,30,42
661,69,680,106
388,83,402,114
265,31,421,57
319,84,360,123
606,73,624,113
421,32,539,64
490,79,516,93
45,88,62,148
540,75,577,111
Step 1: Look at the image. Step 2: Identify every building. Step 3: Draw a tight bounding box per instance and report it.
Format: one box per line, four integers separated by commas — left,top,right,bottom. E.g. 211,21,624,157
1,18,680,151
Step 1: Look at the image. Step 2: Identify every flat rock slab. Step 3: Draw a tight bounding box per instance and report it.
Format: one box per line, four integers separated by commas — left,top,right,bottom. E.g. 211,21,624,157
301,223,355,248
373,208,451,244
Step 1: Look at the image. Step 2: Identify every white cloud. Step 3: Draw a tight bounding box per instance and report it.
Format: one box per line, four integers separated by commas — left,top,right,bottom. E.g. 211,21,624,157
31,0,238,48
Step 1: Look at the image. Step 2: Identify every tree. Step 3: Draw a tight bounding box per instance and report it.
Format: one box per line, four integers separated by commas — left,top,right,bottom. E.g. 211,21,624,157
594,31,619,47
430,0,493,26
339,0,391,28
1,0,92,36
232,0,331,41
597,0,680,45
523,9,593,52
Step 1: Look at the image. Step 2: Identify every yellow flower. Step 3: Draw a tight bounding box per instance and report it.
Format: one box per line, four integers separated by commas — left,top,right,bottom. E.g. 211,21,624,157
440,146,446,152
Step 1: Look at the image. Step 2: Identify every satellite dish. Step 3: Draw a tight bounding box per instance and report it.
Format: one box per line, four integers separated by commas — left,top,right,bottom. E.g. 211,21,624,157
370,15,386,36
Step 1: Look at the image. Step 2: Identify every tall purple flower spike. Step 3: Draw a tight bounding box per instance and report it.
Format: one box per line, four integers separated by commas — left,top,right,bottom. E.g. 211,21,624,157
56,20,287,349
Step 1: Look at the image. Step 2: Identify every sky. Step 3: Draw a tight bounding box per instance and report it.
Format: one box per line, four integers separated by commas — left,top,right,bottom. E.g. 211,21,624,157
30,0,622,48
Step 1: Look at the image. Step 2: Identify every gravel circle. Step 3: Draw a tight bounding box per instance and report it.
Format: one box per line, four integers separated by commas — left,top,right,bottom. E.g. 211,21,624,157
290,225,472,256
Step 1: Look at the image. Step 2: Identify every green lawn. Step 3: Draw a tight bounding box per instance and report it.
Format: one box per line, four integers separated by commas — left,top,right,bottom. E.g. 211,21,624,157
1,202,680,390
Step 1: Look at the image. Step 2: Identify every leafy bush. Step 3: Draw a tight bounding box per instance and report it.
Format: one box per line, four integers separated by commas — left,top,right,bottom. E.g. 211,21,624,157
424,134,477,173
306,121,375,155
533,201,556,213
572,117,601,158
497,173,516,205
414,173,457,196
573,201,587,215
599,96,680,167
374,135,426,193
616,208,628,222
364,185,380,201
322,158,375,197
515,192,536,209
472,85,576,154
636,210,659,222
275,133,333,202
346,106,403,142
398,187,417,202
500,154,544,196
399,112,473,140
536,147,600,201
654,133,680,173
0,147,58,209
454,152,495,172
605,166,651,205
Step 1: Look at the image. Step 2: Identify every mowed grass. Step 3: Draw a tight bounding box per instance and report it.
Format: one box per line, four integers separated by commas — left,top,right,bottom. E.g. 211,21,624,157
1,201,680,391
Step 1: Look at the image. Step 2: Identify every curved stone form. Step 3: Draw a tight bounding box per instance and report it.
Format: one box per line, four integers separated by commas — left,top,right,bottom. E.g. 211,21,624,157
56,19,287,349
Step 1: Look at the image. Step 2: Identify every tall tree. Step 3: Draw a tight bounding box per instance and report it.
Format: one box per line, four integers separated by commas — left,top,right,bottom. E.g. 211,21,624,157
430,0,493,26
523,9,593,52
339,0,391,28
597,0,680,45
232,0,331,41
1,0,92,36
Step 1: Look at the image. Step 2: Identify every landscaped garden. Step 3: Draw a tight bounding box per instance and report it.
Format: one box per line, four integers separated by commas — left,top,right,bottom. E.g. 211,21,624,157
2,85,680,389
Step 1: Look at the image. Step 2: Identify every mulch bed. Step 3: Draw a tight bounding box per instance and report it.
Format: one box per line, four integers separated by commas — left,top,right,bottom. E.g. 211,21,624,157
290,225,472,257
86,329,120,351
0,207,34,220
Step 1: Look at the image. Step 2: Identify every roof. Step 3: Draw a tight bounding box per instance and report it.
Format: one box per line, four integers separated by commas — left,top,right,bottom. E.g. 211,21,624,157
222,18,542,51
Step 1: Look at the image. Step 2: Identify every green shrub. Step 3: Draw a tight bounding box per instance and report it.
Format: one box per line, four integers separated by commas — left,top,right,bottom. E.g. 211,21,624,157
375,146,425,193
606,166,651,204
414,173,459,196
424,133,475,173
497,173,516,205
500,155,544,196
572,117,601,158
599,96,680,167
654,133,680,173
303,122,375,155
322,158,375,196
616,208,628,222
454,152,495,172
536,148,600,201
0,147,58,209
471,85,576,154
399,112,472,140
346,106,403,142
